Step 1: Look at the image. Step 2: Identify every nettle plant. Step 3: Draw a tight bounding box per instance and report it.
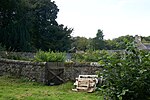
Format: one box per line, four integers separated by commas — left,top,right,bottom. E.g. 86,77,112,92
100,43,150,100
34,50,66,62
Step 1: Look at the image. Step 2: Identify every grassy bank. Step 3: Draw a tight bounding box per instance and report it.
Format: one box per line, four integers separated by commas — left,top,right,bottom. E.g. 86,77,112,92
0,76,103,100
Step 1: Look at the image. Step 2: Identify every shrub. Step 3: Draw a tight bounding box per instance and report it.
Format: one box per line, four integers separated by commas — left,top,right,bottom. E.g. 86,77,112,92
34,50,66,62
100,43,150,100
72,50,109,62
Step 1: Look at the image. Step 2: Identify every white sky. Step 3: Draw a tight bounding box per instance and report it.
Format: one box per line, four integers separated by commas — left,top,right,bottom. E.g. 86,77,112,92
54,0,150,39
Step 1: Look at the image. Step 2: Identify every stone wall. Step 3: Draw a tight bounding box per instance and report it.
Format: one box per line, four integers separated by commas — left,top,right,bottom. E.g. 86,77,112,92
0,59,102,84
0,59,46,84
64,62,102,81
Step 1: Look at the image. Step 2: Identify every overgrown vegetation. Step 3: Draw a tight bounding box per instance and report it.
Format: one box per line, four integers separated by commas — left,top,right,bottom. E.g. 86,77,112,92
34,50,66,62
0,75,103,100
71,34,135,51
99,43,150,100
0,0,72,52
0,50,66,62
0,38,150,100
72,50,109,62
72,43,150,100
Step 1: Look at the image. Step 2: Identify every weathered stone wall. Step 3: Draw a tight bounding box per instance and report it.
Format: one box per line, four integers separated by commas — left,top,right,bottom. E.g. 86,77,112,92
0,59,102,84
64,62,102,81
0,59,46,84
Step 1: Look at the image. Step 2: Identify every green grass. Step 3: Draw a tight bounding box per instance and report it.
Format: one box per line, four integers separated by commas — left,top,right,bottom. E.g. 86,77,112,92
0,76,103,100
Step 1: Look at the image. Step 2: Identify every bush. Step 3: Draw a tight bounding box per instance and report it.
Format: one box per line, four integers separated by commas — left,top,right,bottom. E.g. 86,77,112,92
100,43,150,100
34,50,66,62
72,50,109,62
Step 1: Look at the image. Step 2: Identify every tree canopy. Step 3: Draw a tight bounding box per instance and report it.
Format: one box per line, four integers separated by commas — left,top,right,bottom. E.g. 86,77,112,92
1,0,149,52
70,33,138,51
92,29,105,50
0,0,73,52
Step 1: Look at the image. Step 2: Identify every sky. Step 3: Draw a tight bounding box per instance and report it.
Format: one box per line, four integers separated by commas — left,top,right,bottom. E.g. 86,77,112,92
54,0,150,39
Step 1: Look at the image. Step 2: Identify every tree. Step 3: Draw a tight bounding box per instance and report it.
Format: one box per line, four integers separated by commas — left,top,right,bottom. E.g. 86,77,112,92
0,0,31,51
0,0,73,52
105,39,117,50
71,36,89,51
104,35,134,50
114,35,134,49
26,0,73,51
92,29,105,50
44,24,73,51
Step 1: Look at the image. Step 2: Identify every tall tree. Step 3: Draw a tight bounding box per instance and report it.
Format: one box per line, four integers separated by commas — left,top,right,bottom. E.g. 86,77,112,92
29,0,73,51
92,29,105,50
0,0,73,52
0,0,31,51
29,0,59,50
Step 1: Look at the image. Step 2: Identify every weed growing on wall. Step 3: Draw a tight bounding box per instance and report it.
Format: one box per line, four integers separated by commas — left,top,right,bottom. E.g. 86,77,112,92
34,50,66,62
72,50,109,62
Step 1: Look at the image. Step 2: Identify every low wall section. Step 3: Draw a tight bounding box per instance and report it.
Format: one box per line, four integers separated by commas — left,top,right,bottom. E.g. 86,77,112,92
64,63,102,81
0,59,46,84
0,59,102,84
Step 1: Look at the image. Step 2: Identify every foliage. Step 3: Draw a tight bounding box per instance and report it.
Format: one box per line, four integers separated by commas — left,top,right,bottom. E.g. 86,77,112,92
105,35,134,50
0,0,73,52
0,0,31,51
72,50,109,62
0,76,102,100
0,43,6,51
100,43,150,100
71,36,89,51
34,50,66,62
142,36,150,43
70,29,105,52
30,0,73,51
70,34,136,51
92,29,105,50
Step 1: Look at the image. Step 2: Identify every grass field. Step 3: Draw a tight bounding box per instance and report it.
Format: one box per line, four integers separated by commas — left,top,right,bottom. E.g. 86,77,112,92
0,76,103,100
